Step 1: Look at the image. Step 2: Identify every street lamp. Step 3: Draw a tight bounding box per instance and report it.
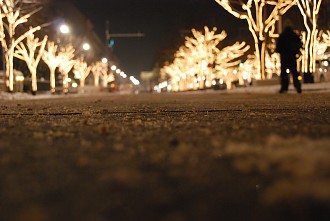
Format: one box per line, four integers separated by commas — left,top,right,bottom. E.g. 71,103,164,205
82,42,91,51
101,57,108,64
111,65,117,71
59,24,70,34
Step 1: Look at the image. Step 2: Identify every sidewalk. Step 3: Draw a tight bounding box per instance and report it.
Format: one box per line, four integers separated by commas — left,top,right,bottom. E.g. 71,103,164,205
1,82,330,101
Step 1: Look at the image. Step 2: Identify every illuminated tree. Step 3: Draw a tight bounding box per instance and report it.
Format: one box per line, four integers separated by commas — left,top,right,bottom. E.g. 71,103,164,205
322,31,330,45
187,27,227,89
42,41,62,93
91,61,107,87
215,0,295,79
296,0,323,75
0,0,42,92
237,54,259,83
161,26,249,91
58,44,75,94
314,31,330,59
0,0,4,42
14,32,47,94
73,58,91,93
215,42,250,80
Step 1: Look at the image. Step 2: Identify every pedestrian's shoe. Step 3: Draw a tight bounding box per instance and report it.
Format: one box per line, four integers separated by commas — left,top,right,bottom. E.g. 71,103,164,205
297,88,302,93
279,89,287,94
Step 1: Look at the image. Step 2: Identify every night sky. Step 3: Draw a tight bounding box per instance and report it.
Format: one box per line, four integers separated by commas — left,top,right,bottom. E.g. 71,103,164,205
69,0,246,77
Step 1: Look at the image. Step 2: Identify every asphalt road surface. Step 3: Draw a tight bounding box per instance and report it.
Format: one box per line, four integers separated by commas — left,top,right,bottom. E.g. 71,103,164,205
0,91,330,221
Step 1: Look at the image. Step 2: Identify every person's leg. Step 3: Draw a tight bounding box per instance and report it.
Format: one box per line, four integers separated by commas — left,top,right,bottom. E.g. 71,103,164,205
280,67,289,92
290,59,302,93
292,68,302,93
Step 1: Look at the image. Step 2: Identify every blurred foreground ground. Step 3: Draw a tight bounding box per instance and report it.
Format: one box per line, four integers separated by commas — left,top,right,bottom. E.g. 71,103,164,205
0,88,330,221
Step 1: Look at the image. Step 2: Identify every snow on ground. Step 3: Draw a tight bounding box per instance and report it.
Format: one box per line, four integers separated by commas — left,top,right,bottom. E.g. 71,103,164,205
226,82,330,94
224,135,330,204
1,82,330,100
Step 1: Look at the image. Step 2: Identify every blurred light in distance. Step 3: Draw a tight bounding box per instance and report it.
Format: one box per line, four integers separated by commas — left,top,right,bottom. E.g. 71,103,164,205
101,58,108,63
60,24,70,34
82,43,90,51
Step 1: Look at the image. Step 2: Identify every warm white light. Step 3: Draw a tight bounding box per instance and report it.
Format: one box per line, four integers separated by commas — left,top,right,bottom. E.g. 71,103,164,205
14,33,48,92
202,60,207,71
60,24,70,34
72,82,78,88
116,69,121,74
129,76,140,85
15,76,24,81
101,58,108,63
82,43,90,51
159,81,168,89
111,65,117,71
159,25,250,92
0,1,45,91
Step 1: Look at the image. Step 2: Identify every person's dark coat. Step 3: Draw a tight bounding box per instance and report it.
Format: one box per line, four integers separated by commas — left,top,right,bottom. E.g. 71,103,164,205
276,26,302,93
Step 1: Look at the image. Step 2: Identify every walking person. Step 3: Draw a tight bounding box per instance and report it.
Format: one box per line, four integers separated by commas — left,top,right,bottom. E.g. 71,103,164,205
276,26,303,93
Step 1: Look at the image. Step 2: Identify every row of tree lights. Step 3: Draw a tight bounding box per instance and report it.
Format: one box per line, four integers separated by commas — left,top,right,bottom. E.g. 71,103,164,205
52,22,141,91
215,0,328,80
158,26,249,92
0,1,140,94
158,0,329,92
159,27,329,93
110,64,140,87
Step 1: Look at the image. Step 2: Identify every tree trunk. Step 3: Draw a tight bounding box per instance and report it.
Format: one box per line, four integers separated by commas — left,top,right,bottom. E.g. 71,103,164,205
256,40,266,80
102,75,108,88
80,77,85,94
5,46,14,92
50,68,56,93
94,74,99,86
302,26,317,83
31,70,38,94
63,72,69,94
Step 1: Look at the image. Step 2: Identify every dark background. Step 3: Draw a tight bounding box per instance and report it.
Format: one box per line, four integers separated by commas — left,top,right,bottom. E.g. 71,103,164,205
68,0,247,77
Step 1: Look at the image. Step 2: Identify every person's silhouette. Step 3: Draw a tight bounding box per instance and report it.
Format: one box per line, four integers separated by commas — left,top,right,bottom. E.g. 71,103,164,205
276,26,302,93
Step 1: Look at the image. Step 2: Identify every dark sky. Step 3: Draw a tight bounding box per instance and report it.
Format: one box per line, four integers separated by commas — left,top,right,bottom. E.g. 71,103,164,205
69,0,246,77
